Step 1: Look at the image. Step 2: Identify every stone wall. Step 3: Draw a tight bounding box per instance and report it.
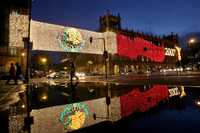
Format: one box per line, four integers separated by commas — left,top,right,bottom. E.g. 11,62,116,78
9,11,29,47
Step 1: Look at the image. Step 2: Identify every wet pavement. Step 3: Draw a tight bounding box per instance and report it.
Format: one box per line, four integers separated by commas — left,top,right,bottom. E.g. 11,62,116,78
1,79,200,133
0,82,26,112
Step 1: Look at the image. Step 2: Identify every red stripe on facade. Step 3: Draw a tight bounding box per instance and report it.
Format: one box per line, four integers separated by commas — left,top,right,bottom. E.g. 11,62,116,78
117,34,165,62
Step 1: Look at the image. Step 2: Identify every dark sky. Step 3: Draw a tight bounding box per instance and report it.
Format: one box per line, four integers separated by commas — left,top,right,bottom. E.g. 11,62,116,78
32,0,200,36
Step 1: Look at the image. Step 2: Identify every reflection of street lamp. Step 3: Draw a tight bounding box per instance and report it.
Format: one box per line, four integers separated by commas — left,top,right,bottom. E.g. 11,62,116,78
90,37,108,79
41,94,48,101
93,83,111,120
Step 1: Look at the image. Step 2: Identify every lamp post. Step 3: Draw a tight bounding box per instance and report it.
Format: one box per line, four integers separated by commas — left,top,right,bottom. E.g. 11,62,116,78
188,38,196,68
21,51,25,75
23,0,33,132
93,83,111,120
90,37,108,79
188,38,196,56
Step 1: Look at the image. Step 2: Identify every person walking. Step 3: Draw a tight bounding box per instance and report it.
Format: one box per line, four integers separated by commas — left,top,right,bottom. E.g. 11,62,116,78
70,62,79,81
6,63,17,85
15,62,24,83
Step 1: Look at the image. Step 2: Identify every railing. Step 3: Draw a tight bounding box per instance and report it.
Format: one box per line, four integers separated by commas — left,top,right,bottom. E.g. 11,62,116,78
0,46,24,56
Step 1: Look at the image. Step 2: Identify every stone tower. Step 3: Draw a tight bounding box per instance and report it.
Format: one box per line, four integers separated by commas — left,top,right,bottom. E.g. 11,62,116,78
99,10,121,32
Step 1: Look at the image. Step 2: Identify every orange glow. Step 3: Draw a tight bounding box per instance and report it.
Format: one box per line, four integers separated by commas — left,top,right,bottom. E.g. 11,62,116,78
40,57,47,63
175,46,181,61
189,38,195,44
21,52,25,57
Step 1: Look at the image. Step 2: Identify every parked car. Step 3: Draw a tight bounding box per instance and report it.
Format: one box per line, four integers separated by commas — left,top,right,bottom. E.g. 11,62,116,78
47,71,69,79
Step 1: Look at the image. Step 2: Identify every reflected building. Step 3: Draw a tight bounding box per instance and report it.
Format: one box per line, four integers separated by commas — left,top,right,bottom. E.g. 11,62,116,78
22,83,184,132
3,82,189,133
4,83,194,133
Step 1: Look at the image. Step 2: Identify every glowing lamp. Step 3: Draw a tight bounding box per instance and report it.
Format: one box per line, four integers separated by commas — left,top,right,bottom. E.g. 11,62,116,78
40,57,47,64
21,52,25,57
41,94,48,101
189,38,195,44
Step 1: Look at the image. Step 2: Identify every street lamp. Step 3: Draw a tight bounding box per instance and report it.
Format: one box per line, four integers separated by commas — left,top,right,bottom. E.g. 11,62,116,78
90,37,108,79
40,57,47,64
188,38,196,50
23,1,33,132
21,52,25,57
189,38,195,44
188,38,196,67
21,52,25,74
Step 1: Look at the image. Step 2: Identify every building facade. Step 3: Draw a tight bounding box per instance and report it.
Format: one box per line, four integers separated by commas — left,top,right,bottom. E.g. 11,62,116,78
0,7,181,75
30,12,181,75
0,0,29,73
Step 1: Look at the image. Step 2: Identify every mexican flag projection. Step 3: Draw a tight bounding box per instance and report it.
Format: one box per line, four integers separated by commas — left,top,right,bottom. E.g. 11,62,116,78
117,34,165,62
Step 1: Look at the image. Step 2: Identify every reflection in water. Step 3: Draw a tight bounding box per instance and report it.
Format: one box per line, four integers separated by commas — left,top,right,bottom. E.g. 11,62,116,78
8,92,27,133
3,82,197,133
120,85,169,117
59,102,89,130
40,94,48,101
180,86,186,98
29,83,187,132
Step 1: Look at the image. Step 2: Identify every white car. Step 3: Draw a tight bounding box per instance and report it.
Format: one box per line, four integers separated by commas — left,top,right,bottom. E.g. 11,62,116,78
47,72,57,78
185,67,192,71
75,72,86,79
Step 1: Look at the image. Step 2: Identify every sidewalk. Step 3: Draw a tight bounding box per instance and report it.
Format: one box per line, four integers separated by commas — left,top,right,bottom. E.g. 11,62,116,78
0,80,26,112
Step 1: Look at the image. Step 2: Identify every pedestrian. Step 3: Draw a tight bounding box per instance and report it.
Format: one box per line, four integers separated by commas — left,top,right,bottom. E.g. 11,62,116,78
70,62,79,81
6,63,17,85
15,62,25,83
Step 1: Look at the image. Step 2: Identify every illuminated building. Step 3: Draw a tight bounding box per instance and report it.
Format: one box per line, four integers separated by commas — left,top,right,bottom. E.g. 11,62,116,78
30,12,181,75
99,12,181,73
0,8,181,75
0,0,28,73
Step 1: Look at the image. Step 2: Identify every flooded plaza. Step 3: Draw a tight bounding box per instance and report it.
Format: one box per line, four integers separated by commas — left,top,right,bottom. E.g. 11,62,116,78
1,80,200,133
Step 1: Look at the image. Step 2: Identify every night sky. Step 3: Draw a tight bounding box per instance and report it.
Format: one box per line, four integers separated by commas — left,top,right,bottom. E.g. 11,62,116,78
32,0,200,36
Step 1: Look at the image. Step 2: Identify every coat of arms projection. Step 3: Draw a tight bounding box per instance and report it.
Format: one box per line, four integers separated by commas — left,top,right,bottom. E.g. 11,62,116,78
57,28,84,52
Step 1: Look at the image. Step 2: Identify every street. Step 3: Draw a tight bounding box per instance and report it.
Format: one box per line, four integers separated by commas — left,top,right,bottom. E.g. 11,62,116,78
31,70,200,86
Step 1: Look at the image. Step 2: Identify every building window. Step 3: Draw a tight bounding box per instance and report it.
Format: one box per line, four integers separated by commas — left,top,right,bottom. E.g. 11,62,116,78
10,47,17,55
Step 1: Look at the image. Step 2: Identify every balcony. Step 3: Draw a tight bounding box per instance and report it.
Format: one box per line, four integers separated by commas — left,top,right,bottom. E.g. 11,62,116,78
0,46,24,56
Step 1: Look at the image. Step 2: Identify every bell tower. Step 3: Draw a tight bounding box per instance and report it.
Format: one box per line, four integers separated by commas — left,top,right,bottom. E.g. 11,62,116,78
99,10,121,32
